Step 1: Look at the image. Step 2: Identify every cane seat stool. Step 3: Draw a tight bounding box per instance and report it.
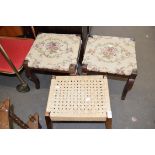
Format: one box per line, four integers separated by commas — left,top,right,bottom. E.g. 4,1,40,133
82,35,138,100
24,33,81,89
45,75,112,129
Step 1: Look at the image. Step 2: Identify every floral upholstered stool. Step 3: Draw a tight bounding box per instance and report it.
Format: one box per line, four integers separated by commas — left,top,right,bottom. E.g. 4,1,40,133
24,33,81,89
45,75,112,129
82,35,138,100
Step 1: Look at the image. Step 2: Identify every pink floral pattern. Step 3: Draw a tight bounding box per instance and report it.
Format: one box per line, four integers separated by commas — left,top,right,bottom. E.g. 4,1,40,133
83,35,137,75
25,33,81,71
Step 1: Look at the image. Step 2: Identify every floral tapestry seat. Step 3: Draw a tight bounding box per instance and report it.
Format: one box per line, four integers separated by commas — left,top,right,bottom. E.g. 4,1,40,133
26,33,81,71
82,35,137,76
24,33,81,89
82,35,138,100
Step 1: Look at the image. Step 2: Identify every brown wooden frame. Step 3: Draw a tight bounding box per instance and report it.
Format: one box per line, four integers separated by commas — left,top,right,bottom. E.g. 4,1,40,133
81,64,137,100
45,112,112,129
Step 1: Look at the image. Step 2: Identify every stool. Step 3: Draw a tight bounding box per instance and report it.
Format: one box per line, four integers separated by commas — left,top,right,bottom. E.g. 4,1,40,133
82,35,138,100
24,33,81,89
45,75,112,129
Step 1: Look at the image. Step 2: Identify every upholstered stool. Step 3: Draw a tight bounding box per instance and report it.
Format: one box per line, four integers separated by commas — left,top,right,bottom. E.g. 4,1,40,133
45,75,112,129
24,33,81,88
82,35,138,100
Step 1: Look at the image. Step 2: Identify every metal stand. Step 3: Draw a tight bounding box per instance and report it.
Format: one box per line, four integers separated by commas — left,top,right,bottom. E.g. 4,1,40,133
0,44,30,93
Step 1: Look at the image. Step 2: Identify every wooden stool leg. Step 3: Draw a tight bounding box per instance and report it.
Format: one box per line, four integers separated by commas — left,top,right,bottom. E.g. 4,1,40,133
45,112,52,129
69,64,77,75
24,61,40,89
105,118,112,129
27,113,42,129
81,64,88,75
105,111,112,129
26,69,40,89
121,70,137,100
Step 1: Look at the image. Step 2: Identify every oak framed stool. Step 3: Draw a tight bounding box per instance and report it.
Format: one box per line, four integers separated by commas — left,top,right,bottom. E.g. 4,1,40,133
81,35,138,100
24,31,82,89
45,75,112,129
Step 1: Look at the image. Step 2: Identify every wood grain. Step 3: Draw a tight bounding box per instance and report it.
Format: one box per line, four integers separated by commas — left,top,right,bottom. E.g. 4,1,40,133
0,26,24,37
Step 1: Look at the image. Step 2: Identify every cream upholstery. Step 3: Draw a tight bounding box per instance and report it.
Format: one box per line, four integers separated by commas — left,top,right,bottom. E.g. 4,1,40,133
83,35,137,75
26,33,81,71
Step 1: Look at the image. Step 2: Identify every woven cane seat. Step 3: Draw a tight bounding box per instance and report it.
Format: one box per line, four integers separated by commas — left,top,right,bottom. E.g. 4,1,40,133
46,75,111,121
83,35,137,75
25,33,81,71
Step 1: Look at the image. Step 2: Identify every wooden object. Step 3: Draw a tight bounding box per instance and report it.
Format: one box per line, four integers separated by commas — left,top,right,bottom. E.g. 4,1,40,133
45,75,112,129
0,99,10,129
27,113,41,129
0,26,24,37
0,99,41,129
23,26,90,89
81,35,137,100
121,69,137,100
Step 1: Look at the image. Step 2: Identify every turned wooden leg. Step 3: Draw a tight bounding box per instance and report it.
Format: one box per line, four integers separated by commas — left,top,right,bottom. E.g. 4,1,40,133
69,64,77,75
121,70,137,100
45,112,52,129
24,60,40,89
105,118,112,129
81,64,88,75
105,111,112,129
25,69,40,89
